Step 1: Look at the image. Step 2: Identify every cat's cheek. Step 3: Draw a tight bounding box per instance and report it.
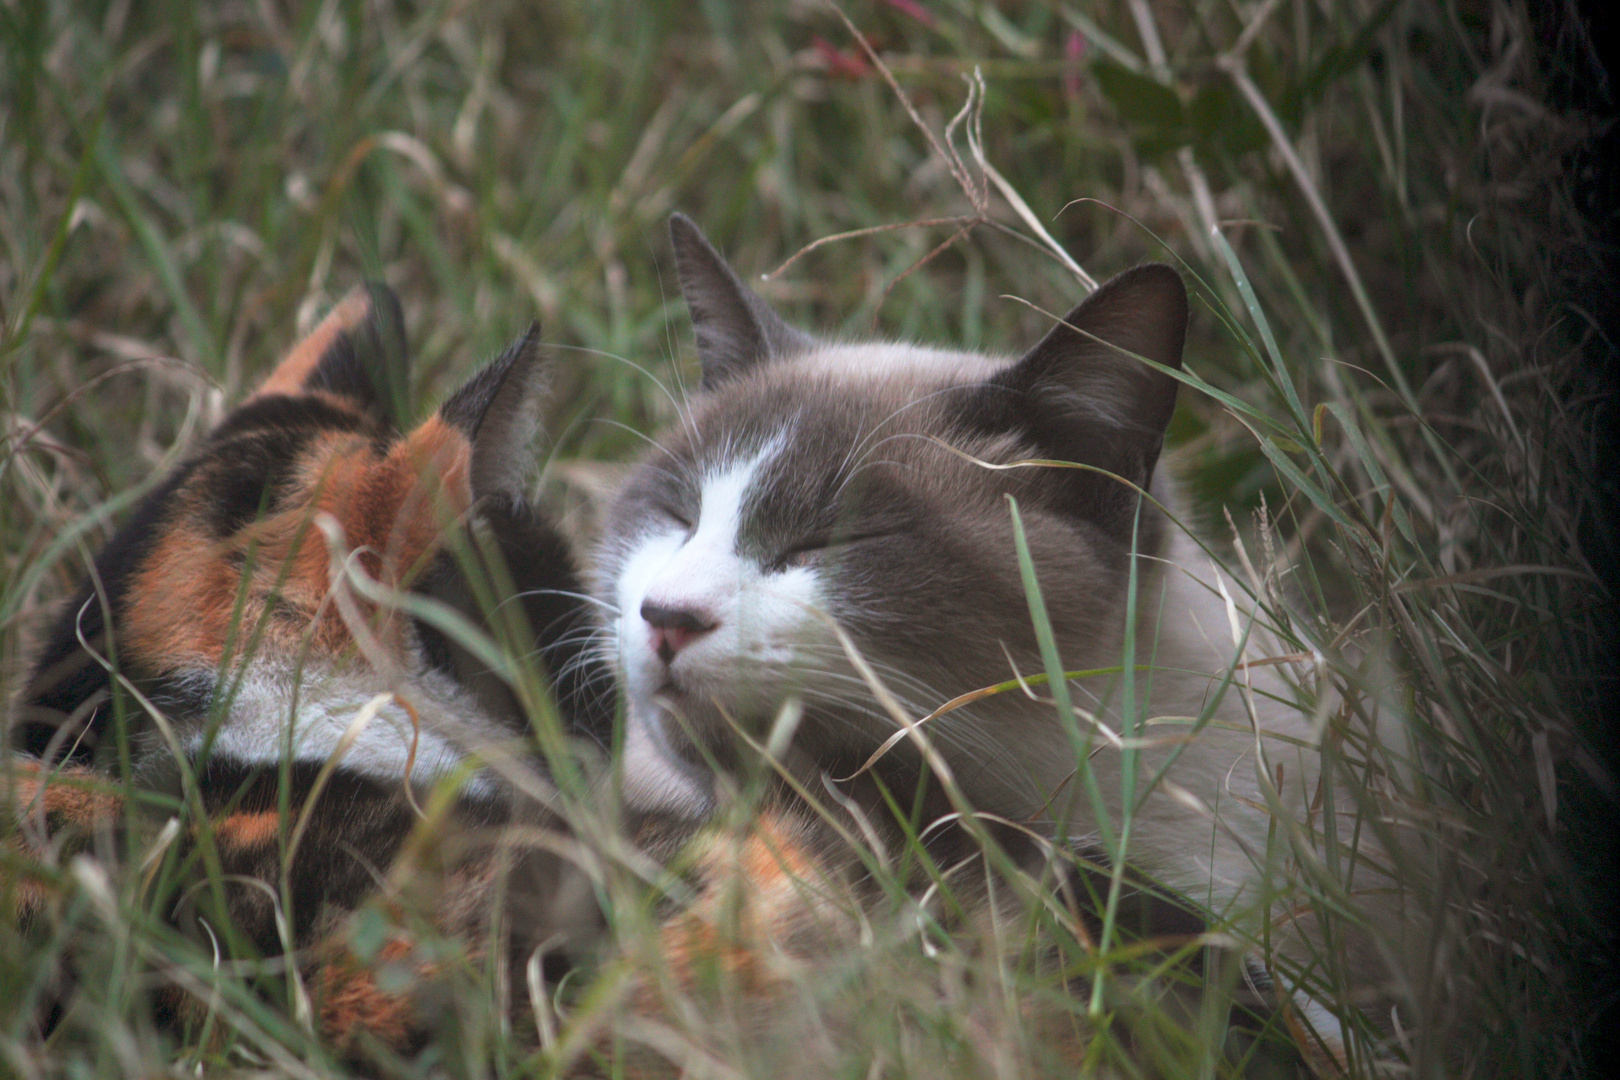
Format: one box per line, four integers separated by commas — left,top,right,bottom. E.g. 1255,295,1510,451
741,564,825,662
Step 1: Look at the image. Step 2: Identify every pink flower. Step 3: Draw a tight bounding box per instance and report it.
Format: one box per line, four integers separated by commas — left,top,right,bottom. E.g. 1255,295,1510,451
812,36,871,80
884,0,935,28
1064,30,1087,99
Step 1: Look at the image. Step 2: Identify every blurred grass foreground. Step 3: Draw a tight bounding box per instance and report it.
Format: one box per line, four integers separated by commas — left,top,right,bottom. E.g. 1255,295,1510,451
1,1,1615,1077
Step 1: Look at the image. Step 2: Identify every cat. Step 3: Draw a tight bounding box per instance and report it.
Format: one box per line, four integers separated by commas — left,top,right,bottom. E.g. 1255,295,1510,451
7,224,1413,1072
596,214,1418,1069
9,284,610,1053
9,278,1132,1077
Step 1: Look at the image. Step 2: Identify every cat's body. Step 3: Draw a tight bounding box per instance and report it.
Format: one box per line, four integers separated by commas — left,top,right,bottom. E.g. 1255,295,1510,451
599,216,1413,1064
10,286,609,1049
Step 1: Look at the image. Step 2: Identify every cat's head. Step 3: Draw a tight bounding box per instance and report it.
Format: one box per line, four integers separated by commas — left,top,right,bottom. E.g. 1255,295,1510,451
17,286,595,763
599,215,1188,817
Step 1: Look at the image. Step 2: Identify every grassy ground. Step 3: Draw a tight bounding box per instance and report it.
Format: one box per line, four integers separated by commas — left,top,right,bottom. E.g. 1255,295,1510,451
2,0,1614,1076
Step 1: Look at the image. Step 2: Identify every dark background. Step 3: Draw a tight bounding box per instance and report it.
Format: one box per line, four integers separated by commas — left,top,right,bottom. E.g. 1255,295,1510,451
1561,1,1619,1072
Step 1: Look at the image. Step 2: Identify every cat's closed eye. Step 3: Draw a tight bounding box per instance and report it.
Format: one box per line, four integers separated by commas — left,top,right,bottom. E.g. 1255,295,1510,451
774,539,830,571
654,502,694,532
772,530,890,572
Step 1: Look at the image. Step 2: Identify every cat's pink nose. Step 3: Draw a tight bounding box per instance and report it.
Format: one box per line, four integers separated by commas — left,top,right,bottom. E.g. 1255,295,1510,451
641,600,718,666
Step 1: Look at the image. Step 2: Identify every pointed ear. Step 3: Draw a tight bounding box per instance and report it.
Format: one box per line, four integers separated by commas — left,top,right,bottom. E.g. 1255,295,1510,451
437,323,546,502
977,264,1188,533
254,282,410,428
670,213,815,388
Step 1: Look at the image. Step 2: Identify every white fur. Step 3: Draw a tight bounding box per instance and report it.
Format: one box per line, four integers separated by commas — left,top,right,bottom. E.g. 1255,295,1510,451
1054,541,1319,907
613,443,829,815
168,660,518,798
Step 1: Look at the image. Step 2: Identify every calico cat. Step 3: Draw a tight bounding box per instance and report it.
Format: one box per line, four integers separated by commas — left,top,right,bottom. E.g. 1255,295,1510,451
598,215,1416,1069
9,285,609,1052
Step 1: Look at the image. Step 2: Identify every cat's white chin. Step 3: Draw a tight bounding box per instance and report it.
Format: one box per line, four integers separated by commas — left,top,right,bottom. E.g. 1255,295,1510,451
629,675,783,750
620,699,716,817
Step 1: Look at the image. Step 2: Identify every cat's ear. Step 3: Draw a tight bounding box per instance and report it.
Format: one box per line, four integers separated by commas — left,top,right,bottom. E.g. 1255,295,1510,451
980,264,1188,531
670,213,814,387
254,282,410,428
437,322,546,502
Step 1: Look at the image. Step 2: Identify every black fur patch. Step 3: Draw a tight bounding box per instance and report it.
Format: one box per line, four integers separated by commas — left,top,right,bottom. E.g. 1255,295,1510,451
200,396,396,539
179,759,507,955
197,426,323,539
438,324,538,439
17,464,198,762
415,502,614,748
206,393,371,444
413,552,462,680
304,282,409,428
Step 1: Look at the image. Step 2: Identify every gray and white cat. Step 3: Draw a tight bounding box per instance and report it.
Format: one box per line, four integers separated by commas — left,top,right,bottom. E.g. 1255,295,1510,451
598,215,1413,1060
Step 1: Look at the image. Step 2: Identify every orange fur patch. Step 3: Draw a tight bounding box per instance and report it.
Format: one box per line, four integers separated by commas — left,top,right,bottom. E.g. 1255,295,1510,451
6,759,123,920
8,759,122,831
315,935,420,1048
123,523,241,669
653,814,845,997
213,809,280,852
121,415,475,671
366,416,472,575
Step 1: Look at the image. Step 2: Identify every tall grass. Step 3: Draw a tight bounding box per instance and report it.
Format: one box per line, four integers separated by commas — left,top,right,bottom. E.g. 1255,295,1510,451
1,0,1611,1076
